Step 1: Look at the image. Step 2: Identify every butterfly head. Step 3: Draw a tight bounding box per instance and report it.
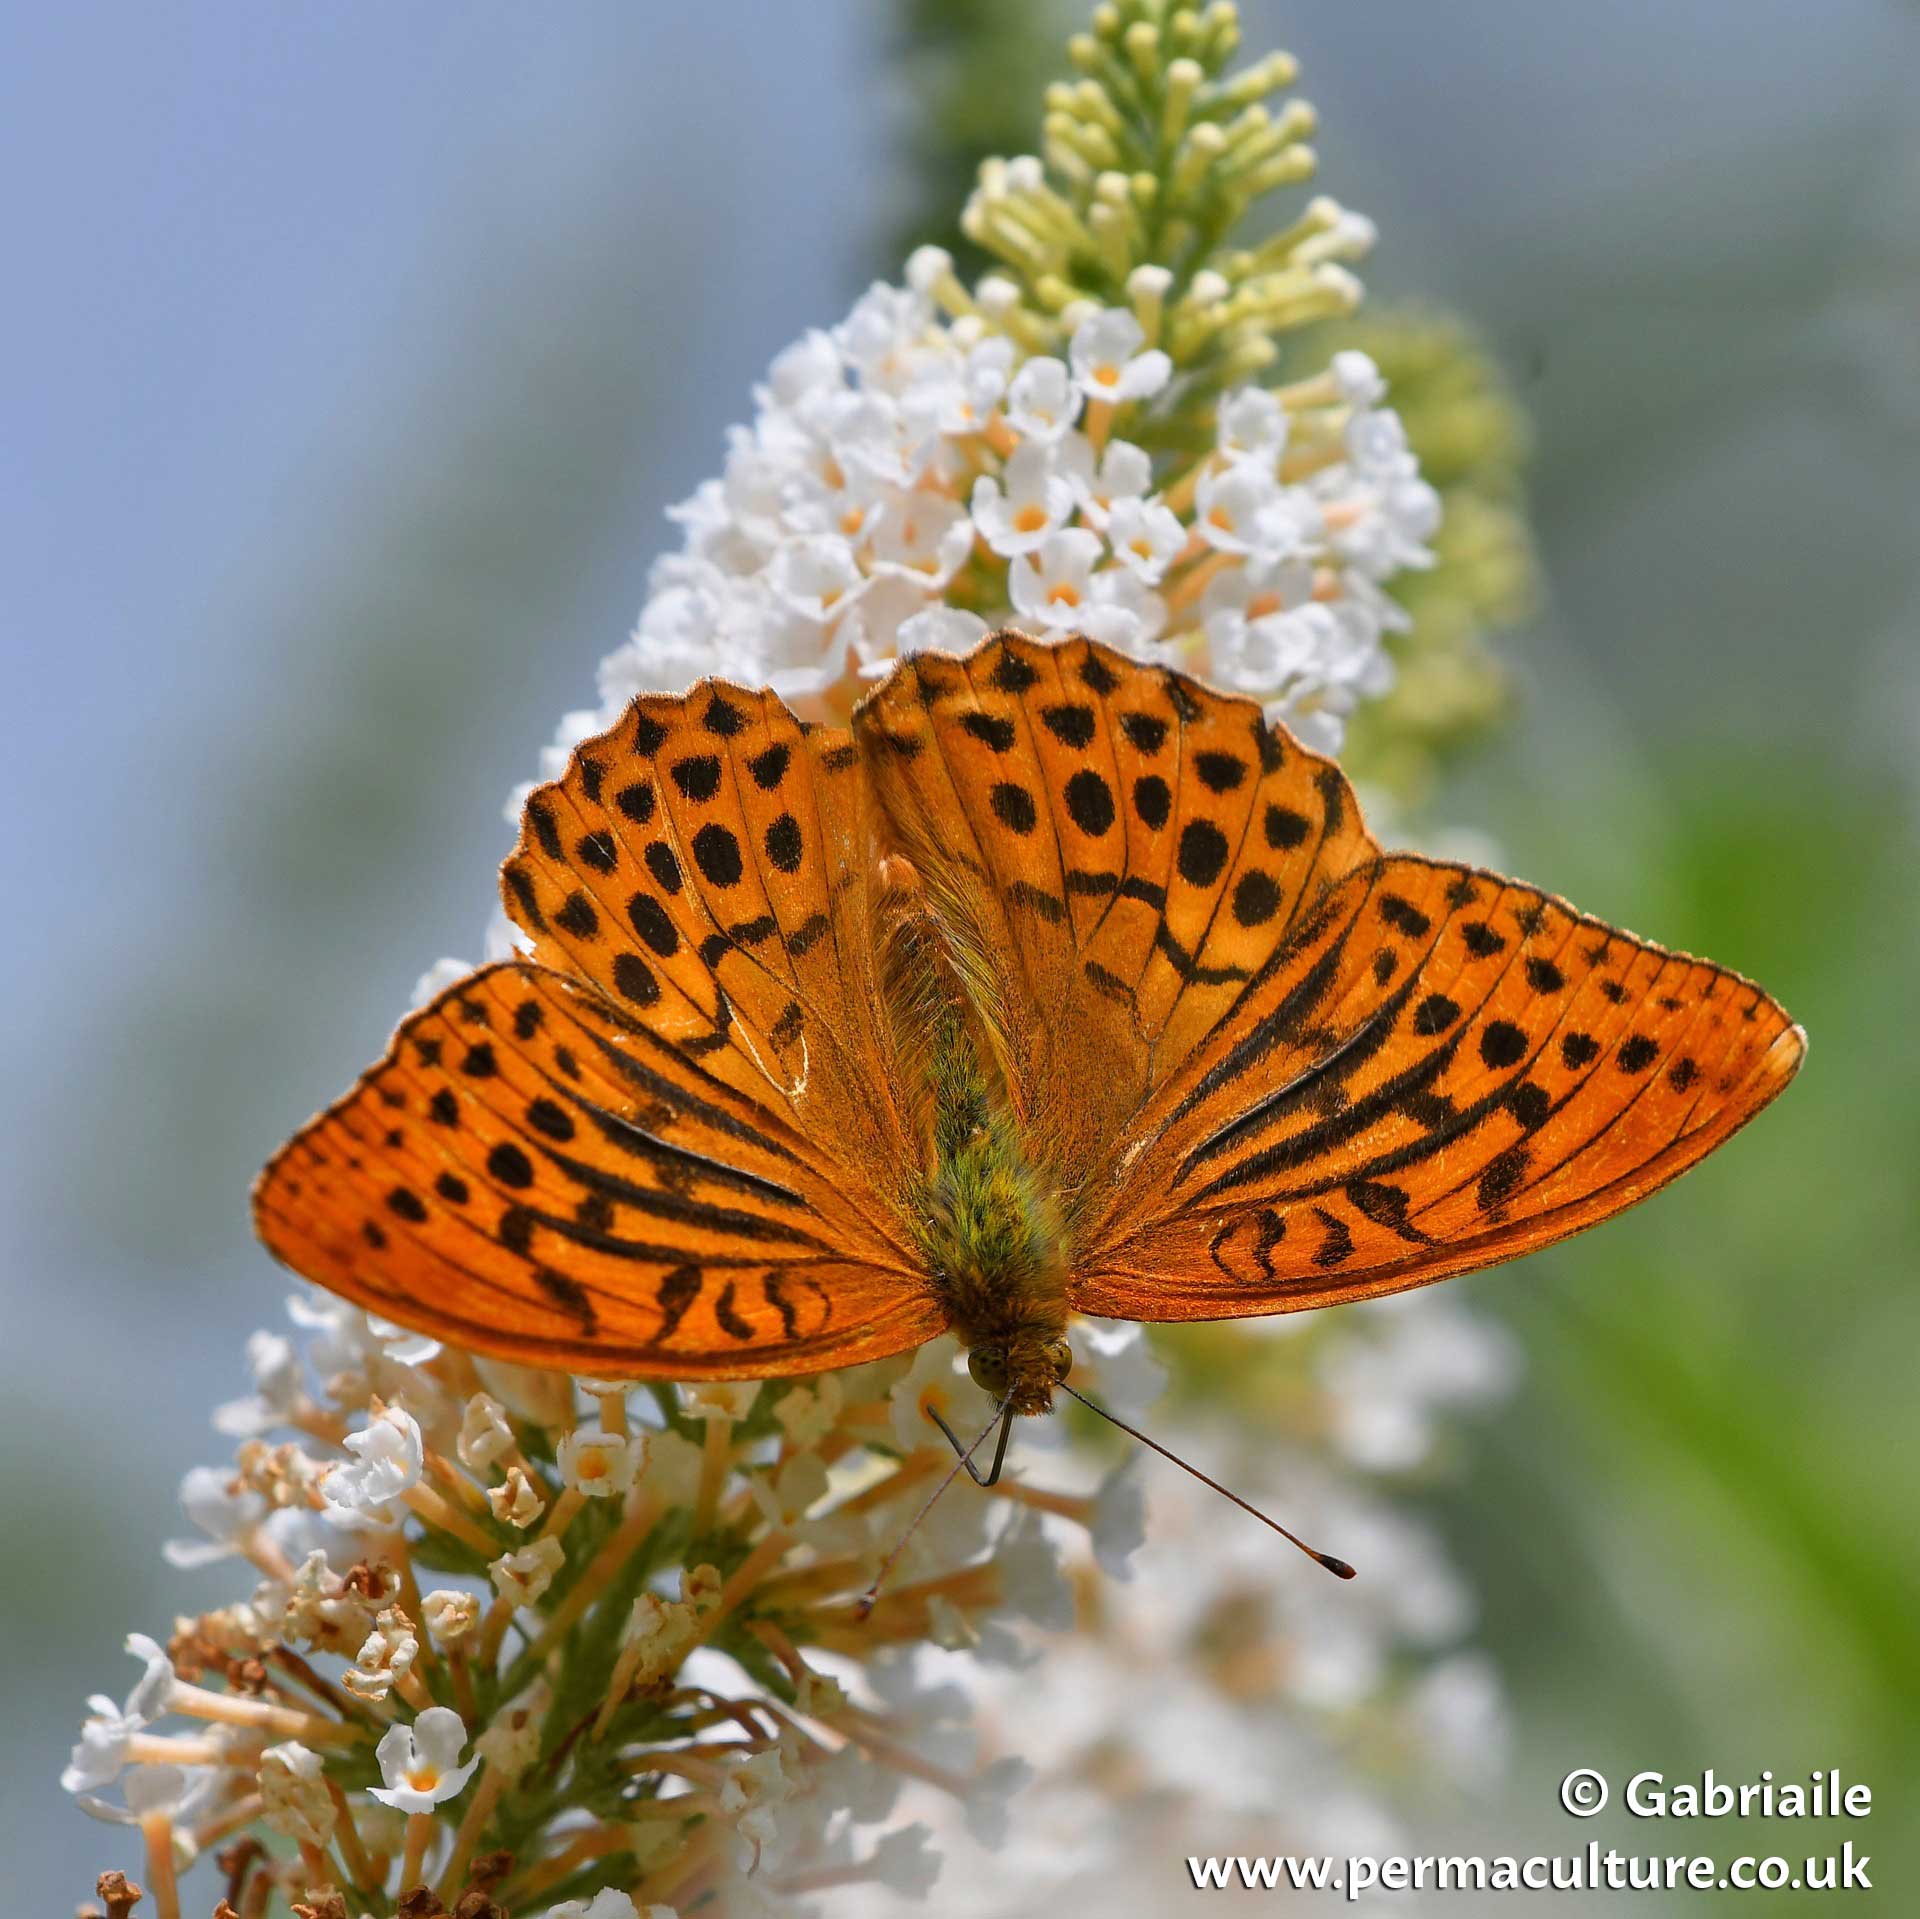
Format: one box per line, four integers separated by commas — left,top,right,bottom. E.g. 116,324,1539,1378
967,1330,1073,1417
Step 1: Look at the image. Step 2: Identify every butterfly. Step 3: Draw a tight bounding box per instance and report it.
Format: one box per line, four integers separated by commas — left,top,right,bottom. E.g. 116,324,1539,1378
255,629,1803,1435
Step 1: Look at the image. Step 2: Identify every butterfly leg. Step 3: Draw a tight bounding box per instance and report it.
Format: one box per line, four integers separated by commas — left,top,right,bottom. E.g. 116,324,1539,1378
928,1401,1014,1487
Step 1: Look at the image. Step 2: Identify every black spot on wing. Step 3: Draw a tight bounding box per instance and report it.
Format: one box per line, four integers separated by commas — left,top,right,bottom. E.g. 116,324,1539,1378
488,1142,534,1188
1378,894,1430,939
1194,750,1247,794
1040,701,1096,748
962,711,1016,753
762,1271,800,1338
534,1267,596,1330
1618,1034,1660,1073
1007,881,1067,924
1477,1145,1530,1214
576,830,618,875
1064,769,1115,836
989,647,1040,694
747,743,789,790
1561,1031,1600,1069
671,755,722,803
714,1281,756,1341
504,865,546,933
1231,869,1282,926
1310,1206,1354,1268
1313,764,1346,835
1343,1179,1433,1244
1163,672,1203,723
990,782,1038,835
645,842,683,895
612,952,660,1006
1079,651,1120,694
787,913,830,957
692,823,743,887
764,814,803,873
555,892,600,940
526,797,563,860
1133,774,1171,830
628,893,679,957
1479,1021,1528,1070
1176,819,1230,888
1264,804,1310,850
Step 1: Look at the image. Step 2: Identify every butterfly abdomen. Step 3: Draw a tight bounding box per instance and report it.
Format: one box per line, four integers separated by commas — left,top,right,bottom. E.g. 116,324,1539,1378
906,949,1070,1413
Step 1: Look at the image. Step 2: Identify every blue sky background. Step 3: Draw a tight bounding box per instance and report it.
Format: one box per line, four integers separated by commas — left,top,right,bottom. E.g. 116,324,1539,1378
4,2,1915,1904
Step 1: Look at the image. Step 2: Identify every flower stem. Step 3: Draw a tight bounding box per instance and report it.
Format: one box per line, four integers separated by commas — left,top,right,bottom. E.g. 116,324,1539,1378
400,1811,433,1889
139,1809,180,1919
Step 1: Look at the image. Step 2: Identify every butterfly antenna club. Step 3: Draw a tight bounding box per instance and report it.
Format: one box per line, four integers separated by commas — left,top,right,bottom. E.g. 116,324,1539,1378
1060,1382,1356,1581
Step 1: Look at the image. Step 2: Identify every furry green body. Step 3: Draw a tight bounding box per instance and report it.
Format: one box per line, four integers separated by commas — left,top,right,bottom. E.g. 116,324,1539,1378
908,966,1072,1415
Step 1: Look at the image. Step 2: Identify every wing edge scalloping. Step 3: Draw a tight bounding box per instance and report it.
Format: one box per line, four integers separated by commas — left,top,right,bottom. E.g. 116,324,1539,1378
1067,1019,1804,1322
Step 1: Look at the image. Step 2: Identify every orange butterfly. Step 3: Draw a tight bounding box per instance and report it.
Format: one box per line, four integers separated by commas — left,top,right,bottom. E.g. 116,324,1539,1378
256,631,1803,1440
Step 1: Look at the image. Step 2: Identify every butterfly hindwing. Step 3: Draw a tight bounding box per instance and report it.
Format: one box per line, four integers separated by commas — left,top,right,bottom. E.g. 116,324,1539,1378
254,960,945,1374
1070,853,1804,1318
855,631,1377,1190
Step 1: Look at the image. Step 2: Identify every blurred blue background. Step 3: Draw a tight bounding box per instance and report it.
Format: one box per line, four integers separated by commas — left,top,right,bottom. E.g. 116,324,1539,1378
5,2,1915,1907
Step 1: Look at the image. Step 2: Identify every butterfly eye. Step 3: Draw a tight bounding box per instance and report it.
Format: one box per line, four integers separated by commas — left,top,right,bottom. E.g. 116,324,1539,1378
967,1348,1008,1393
1045,1338,1073,1383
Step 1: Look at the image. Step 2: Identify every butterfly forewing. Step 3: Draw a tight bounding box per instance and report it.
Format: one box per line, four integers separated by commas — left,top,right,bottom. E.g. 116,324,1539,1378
1070,853,1804,1318
255,683,946,1377
855,632,1376,1190
501,687,911,1184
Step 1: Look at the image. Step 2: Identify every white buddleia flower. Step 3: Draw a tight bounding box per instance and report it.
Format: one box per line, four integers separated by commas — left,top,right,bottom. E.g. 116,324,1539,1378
369,1706,478,1813
1068,309,1173,405
319,1404,423,1527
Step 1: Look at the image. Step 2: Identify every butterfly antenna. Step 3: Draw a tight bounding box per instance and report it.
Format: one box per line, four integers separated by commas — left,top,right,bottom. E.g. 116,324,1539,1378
853,1397,1012,1620
1059,1381,1356,1581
